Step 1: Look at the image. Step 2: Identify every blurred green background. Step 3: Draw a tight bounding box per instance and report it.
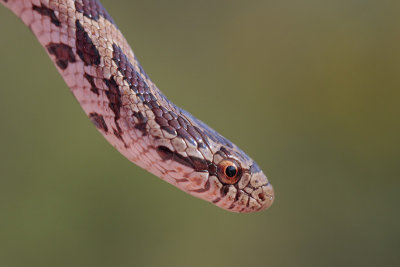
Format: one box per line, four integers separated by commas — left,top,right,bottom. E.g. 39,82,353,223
0,0,399,266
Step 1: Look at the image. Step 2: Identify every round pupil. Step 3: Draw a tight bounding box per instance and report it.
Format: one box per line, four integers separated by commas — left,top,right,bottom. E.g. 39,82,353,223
225,165,237,178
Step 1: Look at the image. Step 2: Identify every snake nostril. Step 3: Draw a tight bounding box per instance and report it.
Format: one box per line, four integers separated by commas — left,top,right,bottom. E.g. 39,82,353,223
258,193,266,201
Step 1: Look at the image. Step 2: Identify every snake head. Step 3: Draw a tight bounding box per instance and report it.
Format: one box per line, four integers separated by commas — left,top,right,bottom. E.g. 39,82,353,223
155,110,275,213
199,146,275,213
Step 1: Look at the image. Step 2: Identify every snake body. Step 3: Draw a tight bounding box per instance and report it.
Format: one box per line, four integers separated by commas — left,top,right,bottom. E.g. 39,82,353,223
1,0,274,213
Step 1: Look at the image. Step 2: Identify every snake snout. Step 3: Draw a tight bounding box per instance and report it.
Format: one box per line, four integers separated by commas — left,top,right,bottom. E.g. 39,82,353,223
245,170,274,212
256,183,275,211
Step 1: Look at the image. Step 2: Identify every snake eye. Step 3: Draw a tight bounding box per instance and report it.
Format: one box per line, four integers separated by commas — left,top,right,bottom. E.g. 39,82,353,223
225,165,237,177
217,159,241,184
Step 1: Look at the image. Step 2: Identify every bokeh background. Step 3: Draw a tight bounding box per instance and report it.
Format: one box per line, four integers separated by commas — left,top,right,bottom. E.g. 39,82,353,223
0,0,399,266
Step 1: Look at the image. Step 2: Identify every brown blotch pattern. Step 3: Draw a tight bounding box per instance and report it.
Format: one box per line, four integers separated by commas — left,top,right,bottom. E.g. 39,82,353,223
46,43,76,70
212,197,221,204
132,111,148,136
103,76,122,130
75,20,100,66
84,73,99,95
32,4,61,27
103,76,127,147
191,180,211,193
75,0,116,26
89,113,108,132
157,146,193,169
113,128,127,147
156,146,212,173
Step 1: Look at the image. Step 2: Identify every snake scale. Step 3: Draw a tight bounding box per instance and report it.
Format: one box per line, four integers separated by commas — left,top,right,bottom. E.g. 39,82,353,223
1,0,274,213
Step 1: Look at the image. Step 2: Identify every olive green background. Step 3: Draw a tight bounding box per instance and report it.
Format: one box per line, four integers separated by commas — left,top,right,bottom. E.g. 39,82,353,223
0,0,399,266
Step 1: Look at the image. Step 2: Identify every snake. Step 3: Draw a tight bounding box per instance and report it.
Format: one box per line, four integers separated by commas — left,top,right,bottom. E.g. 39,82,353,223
1,0,274,213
